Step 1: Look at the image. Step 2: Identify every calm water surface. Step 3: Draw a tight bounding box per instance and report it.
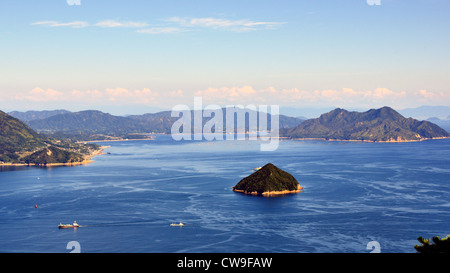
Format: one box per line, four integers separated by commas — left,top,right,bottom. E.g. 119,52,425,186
1,136,449,253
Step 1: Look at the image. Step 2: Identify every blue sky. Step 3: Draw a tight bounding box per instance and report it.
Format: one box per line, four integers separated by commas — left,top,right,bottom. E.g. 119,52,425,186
1,0,449,115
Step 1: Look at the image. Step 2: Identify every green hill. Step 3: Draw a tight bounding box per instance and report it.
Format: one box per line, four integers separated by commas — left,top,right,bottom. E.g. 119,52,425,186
280,107,449,142
22,146,84,165
0,110,100,165
0,110,48,162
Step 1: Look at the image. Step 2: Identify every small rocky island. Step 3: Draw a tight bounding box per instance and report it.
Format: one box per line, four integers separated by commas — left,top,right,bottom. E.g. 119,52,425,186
233,163,303,197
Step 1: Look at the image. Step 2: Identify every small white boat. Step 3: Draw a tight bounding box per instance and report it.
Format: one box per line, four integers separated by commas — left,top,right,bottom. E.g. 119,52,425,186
170,222,184,227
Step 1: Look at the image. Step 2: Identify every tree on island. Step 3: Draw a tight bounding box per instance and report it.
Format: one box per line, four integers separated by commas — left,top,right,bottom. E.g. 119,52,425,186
414,235,450,253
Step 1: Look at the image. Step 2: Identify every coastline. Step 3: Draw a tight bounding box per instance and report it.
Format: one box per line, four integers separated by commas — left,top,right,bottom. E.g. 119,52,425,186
0,145,108,167
233,185,303,197
2,136,449,167
0,160,94,167
79,137,154,143
286,136,450,143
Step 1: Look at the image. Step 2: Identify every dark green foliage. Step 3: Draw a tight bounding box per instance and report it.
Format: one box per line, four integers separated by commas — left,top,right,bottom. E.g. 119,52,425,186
415,235,450,253
0,110,48,161
281,107,449,141
234,163,300,194
22,146,84,165
1,110,101,164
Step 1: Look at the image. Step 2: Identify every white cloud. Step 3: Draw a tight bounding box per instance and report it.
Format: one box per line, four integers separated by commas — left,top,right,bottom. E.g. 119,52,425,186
193,86,440,108
415,89,450,102
9,87,448,109
32,20,149,29
194,86,258,104
7,87,189,106
72,88,160,104
136,27,186,34
167,17,285,32
94,20,149,28
11,87,65,102
31,21,89,28
31,16,284,34
170,89,184,98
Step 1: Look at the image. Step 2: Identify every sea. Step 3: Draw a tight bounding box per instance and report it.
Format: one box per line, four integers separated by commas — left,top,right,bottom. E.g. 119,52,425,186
0,135,449,253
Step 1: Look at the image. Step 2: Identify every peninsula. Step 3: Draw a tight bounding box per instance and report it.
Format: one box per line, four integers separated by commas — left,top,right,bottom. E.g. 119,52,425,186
0,110,103,166
233,163,303,197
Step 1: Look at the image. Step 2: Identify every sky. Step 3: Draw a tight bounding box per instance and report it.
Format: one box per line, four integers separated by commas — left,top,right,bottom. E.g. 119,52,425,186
0,0,449,115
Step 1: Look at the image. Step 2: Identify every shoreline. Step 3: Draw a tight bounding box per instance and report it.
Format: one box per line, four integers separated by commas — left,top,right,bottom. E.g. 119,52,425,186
83,134,449,144
0,145,108,167
79,137,154,143
0,160,94,167
233,185,303,197
286,136,450,143
2,136,449,167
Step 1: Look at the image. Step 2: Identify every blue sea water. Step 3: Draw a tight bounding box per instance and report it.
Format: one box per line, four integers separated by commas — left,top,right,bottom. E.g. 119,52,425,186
0,136,449,253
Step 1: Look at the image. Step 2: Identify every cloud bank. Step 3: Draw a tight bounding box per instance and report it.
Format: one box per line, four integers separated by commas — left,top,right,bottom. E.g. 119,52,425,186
31,17,285,34
193,86,413,106
31,21,89,28
5,86,449,110
166,17,285,32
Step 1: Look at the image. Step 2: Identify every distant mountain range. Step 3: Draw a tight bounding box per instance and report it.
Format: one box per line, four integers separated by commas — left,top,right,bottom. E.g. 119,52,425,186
426,117,450,133
279,105,450,120
280,107,449,142
398,106,450,120
6,106,449,143
26,110,152,140
7,110,71,122
9,109,304,141
0,110,100,165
